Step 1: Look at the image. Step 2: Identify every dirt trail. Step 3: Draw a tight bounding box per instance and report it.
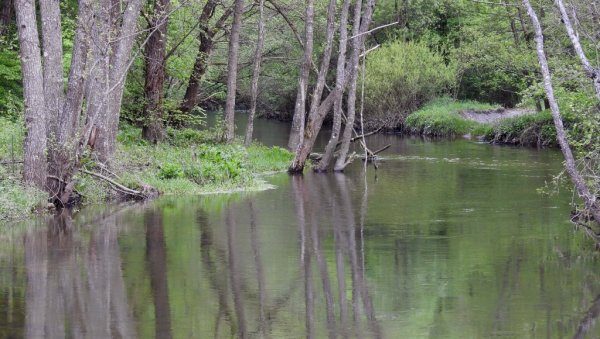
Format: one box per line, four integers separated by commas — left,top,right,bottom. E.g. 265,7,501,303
460,108,535,124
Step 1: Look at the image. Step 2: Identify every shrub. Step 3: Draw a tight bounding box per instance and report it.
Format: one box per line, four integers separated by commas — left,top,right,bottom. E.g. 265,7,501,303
364,41,457,129
159,163,184,179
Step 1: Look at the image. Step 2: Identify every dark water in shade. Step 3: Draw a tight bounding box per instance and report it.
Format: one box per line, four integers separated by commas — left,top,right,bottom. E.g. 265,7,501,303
2,115,600,338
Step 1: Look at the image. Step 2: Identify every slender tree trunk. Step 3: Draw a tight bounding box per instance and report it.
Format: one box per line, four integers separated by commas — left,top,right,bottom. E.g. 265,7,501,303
180,34,214,113
14,0,47,189
223,0,244,143
179,0,230,114
142,0,170,143
58,0,91,144
244,0,266,147
335,0,376,172
287,0,314,151
288,0,337,173
523,0,600,224
555,0,600,101
316,0,351,171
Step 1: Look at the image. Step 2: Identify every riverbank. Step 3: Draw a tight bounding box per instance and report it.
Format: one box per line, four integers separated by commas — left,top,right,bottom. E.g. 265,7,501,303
0,119,294,222
403,97,557,147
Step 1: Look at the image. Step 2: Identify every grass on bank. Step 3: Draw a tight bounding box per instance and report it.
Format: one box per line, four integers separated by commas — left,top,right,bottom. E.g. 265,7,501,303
0,118,47,222
78,125,294,203
0,118,294,220
404,97,498,137
403,97,559,147
482,110,557,146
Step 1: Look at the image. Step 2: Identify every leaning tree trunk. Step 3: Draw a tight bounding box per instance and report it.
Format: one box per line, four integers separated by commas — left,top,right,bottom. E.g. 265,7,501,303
335,0,376,172
223,0,245,143
179,0,228,114
142,0,170,143
316,0,351,171
287,0,314,151
555,0,600,101
244,0,266,147
14,0,47,190
288,0,337,173
523,0,600,224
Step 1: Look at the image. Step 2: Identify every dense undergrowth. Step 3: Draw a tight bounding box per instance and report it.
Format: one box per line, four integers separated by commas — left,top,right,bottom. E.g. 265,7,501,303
0,119,294,221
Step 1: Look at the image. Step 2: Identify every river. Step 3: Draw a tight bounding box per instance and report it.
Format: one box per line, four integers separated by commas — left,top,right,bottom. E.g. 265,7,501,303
1,114,599,338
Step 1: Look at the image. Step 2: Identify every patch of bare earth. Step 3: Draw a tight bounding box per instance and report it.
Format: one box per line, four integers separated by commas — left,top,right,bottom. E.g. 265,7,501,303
460,108,535,124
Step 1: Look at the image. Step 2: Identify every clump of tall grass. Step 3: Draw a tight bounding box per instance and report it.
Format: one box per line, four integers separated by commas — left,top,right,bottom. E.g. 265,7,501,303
404,97,497,137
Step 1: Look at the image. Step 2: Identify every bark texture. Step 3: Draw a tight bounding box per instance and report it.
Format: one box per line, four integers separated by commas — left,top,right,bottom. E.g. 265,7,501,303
288,0,337,172
244,0,266,147
39,0,64,140
223,0,244,143
142,0,170,143
334,0,376,172
15,0,47,189
316,0,351,171
523,0,600,223
99,0,144,162
287,0,314,151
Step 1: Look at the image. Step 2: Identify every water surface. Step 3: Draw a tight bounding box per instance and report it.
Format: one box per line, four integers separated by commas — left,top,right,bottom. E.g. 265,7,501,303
1,116,599,338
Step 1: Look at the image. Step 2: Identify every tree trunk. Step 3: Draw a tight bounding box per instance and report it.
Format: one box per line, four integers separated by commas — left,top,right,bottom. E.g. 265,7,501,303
288,0,337,173
179,0,225,114
96,0,143,163
223,0,244,143
244,0,266,147
39,0,64,141
84,0,111,159
58,0,91,144
14,0,47,189
555,0,600,101
316,0,351,171
335,0,376,172
142,0,170,143
287,0,314,151
523,0,600,223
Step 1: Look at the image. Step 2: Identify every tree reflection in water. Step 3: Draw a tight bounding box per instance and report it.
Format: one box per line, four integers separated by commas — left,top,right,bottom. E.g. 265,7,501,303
24,209,136,338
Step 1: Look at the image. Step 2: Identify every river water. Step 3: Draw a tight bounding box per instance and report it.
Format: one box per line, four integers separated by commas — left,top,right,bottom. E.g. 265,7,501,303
1,115,600,338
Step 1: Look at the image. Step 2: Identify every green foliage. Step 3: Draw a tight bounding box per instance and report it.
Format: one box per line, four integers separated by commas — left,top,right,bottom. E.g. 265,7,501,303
159,163,185,180
0,49,23,120
364,41,457,128
0,118,23,161
114,125,292,195
404,97,495,137
0,178,47,222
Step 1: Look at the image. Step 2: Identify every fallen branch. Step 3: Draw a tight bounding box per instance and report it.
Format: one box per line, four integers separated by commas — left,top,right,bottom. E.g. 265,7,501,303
335,127,381,147
81,168,146,198
371,144,391,156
